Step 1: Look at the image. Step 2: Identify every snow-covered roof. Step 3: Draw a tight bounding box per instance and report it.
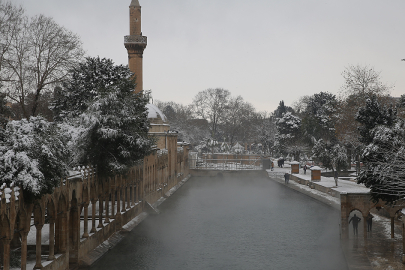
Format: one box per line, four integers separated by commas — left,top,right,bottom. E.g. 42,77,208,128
146,104,167,122
290,161,300,165
311,166,322,170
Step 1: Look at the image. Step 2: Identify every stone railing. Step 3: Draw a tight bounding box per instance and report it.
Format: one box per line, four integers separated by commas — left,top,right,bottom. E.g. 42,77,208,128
0,142,191,270
124,35,147,44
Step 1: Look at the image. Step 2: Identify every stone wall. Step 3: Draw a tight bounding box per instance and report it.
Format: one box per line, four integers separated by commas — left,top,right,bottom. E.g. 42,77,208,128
0,143,190,270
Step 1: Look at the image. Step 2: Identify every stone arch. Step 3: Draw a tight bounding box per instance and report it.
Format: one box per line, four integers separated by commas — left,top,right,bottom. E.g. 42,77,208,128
347,209,364,237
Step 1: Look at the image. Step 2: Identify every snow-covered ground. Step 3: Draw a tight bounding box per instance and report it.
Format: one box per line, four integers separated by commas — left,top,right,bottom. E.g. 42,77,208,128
266,162,370,195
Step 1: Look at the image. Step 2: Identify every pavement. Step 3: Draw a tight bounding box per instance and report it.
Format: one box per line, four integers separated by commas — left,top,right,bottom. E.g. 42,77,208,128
267,163,405,270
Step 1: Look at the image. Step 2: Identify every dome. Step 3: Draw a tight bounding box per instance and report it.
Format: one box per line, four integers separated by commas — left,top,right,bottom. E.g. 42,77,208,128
146,104,167,122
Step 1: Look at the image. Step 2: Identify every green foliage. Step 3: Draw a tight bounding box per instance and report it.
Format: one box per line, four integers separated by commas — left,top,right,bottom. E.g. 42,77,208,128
312,139,348,171
301,92,338,144
356,95,403,203
0,117,69,199
273,100,294,119
53,57,154,177
356,94,396,145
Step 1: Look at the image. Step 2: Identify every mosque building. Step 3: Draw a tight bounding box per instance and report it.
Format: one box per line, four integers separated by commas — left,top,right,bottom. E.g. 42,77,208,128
124,0,173,150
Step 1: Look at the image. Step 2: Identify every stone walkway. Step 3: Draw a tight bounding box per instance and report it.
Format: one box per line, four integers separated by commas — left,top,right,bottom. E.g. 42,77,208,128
267,164,405,270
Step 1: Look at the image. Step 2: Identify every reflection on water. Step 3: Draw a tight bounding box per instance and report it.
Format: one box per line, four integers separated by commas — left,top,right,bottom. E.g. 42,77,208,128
90,174,348,270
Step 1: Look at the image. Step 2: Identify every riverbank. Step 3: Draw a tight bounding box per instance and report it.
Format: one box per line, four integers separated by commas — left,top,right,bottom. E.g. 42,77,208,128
267,165,405,270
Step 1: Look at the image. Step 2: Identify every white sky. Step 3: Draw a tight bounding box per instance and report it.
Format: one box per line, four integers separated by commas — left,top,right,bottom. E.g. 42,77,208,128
12,0,405,113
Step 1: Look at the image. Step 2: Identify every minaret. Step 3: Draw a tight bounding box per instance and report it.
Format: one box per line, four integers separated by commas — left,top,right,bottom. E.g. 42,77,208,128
124,0,147,93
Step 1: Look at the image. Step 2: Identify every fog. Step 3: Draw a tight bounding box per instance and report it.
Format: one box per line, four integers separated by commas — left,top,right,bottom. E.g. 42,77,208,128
91,172,348,270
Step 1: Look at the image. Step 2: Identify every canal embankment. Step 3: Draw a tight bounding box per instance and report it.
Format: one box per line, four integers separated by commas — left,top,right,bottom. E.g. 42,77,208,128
79,174,192,268
267,165,405,270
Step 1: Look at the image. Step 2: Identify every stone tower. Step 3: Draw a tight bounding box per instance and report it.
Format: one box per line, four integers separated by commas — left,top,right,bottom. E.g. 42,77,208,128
124,0,147,93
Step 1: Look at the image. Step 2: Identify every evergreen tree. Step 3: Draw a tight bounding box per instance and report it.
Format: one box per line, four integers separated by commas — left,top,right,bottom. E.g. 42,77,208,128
0,117,69,199
356,95,401,203
312,139,347,172
273,100,294,119
356,94,396,145
275,112,301,158
53,57,154,177
301,92,338,144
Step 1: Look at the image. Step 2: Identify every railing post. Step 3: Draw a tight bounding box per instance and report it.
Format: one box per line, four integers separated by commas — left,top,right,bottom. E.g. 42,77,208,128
33,224,44,269
2,239,11,270
97,198,104,228
90,199,97,233
82,203,89,238
48,217,56,260
20,231,28,270
105,195,110,223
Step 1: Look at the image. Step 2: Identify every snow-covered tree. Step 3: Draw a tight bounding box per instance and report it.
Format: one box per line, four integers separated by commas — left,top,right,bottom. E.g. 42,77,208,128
0,117,69,199
336,65,392,169
356,95,402,203
356,121,405,203
312,139,348,171
53,57,133,121
255,114,277,155
275,112,302,159
273,100,294,119
53,57,154,177
301,92,338,144
356,95,396,145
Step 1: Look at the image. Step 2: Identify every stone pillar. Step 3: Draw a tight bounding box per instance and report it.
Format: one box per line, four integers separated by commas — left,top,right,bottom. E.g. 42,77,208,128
111,191,115,218
127,187,130,209
122,188,126,212
402,221,405,263
98,198,104,228
131,185,135,206
33,224,44,269
82,203,89,238
290,161,300,174
48,219,55,260
340,193,349,239
90,200,97,233
20,232,28,270
363,214,368,239
105,195,110,223
311,166,322,181
392,217,395,239
116,188,121,216
59,211,68,253
2,239,11,270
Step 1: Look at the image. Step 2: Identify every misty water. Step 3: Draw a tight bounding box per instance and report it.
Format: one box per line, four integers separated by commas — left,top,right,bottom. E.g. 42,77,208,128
90,173,348,270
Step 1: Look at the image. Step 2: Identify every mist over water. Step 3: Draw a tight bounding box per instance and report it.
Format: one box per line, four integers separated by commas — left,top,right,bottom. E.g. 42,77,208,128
90,173,348,270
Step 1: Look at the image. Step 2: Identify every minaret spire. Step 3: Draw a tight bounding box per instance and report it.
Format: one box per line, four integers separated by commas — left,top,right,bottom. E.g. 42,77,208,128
130,0,140,6
124,0,147,93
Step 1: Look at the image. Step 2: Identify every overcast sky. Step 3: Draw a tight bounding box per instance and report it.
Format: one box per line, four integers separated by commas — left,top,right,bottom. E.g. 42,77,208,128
13,0,405,113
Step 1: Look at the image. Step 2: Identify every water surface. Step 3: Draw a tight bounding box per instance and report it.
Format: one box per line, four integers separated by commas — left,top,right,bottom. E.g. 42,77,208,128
91,174,348,270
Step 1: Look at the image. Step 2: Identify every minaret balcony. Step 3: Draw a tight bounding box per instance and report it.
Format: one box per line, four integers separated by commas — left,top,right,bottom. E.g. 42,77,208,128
124,35,147,45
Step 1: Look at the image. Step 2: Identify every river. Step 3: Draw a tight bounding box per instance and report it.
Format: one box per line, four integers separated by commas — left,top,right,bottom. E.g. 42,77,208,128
90,173,348,270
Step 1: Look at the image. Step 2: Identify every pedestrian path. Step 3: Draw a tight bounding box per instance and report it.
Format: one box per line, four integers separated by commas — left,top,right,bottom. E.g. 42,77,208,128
267,164,405,270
